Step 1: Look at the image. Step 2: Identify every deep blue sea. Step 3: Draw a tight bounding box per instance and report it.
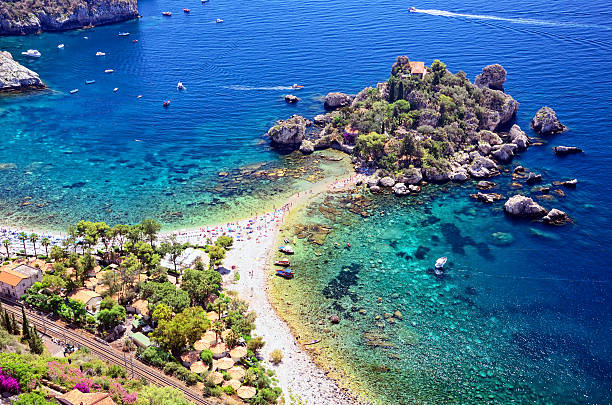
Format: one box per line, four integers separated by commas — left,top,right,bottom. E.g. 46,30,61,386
1,0,612,402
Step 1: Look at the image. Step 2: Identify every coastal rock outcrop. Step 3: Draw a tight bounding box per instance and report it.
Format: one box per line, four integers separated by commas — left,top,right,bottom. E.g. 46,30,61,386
475,64,507,91
503,195,547,218
479,88,519,131
508,124,530,151
468,156,498,179
379,176,395,187
553,146,583,156
0,0,139,35
266,115,311,149
422,166,450,183
490,143,517,163
324,92,352,110
392,182,409,196
299,140,314,154
0,51,44,91
531,106,567,135
397,167,422,185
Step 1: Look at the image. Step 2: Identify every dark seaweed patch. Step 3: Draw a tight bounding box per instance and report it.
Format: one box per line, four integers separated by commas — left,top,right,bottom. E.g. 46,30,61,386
415,246,430,260
322,263,360,302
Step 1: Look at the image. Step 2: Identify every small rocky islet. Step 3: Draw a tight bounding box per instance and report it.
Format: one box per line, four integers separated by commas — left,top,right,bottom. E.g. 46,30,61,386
267,56,576,226
0,50,45,92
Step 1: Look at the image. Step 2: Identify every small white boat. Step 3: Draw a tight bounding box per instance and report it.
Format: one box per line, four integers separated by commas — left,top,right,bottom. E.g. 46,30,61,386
113,88,119,92
21,49,41,58
118,32,130,36
70,89,79,94
409,6,417,12
57,44,65,49
435,256,447,269
84,36,89,39
177,81,185,90
104,69,114,73
216,18,223,23
96,51,106,56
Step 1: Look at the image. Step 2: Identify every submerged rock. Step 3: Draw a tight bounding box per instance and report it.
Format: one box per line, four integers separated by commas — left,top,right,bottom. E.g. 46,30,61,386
490,232,515,246
531,106,567,135
503,195,547,218
0,51,44,92
542,208,570,225
526,172,542,185
470,192,503,204
476,180,496,190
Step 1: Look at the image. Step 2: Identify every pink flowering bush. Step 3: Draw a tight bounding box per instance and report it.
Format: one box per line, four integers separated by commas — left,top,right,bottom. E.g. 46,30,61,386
74,378,93,393
0,368,20,394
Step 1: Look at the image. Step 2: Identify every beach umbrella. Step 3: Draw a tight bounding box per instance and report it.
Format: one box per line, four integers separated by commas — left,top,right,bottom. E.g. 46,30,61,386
194,339,211,351
210,342,227,359
206,311,219,322
237,386,256,399
207,371,224,385
216,357,234,370
201,330,217,344
228,366,246,381
223,379,241,391
190,361,208,374
229,346,247,361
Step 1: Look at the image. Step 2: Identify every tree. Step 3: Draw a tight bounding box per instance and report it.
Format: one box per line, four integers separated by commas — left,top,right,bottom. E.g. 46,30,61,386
21,307,30,340
151,303,172,324
27,327,44,355
141,219,162,248
4,311,12,334
42,275,66,294
151,306,209,355
212,320,224,344
119,254,141,296
213,295,231,320
207,245,225,269
102,270,121,297
11,314,19,335
96,299,126,330
430,59,447,86
111,224,130,253
50,245,65,262
355,132,388,164
134,241,160,274
18,232,28,256
214,236,233,249
140,282,190,313
41,237,50,257
159,235,188,274
135,385,191,405
2,239,10,258
29,234,39,257
181,268,221,306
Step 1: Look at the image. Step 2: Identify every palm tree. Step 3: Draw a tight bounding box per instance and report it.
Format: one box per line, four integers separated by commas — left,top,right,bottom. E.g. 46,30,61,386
2,239,10,259
30,233,39,257
17,232,28,256
41,237,50,257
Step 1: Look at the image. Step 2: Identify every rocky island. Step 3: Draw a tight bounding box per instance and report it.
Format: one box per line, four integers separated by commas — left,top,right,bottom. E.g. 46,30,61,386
0,51,44,91
0,0,138,35
267,56,572,224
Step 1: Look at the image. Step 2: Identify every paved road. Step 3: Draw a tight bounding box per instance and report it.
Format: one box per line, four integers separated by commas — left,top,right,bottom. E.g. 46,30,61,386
0,299,212,405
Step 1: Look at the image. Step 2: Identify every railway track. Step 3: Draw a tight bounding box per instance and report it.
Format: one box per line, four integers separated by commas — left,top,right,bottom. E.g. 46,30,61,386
1,300,211,405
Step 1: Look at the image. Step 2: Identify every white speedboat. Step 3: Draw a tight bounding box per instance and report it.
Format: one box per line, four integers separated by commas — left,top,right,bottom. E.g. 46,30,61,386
96,51,106,56
70,89,79,94
409,7,417,12
177,82,185,90
113,88,119,92
435,256,447,270
57,44,65,49
104,69,114,73
21,49,41,58
118,32,130,36
216,18,223,23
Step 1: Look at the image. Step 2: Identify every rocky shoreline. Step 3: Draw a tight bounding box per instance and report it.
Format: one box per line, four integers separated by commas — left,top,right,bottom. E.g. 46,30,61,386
0,0,138,35
0,51,44,92
266,56,577,226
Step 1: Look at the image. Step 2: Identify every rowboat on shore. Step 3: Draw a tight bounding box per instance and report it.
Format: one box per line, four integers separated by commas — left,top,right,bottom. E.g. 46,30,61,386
275,268,294,279
274,260,290,266
279,246,294,254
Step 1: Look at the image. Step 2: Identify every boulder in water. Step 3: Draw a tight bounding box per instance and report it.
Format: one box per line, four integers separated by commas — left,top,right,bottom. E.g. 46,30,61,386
266,115,311,149
503,195,547,218
542,208,570,225
553,146,583,156
299,140,314,154
324,92,352,110
531,106,567,135
0,51,45,92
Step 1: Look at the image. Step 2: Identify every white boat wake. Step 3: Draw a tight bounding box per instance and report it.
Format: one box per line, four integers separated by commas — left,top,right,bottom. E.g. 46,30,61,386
225,85,295,91
411,8,611,30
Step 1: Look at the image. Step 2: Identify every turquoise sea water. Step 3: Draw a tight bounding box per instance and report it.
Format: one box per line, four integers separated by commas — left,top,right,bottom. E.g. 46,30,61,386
2,0,612,402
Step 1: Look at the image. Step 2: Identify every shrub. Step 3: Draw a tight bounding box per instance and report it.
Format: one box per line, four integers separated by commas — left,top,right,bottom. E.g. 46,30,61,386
105,364,126,379
247,336,265,353
269,350,283,365
163,362,180,376
222,385,235,395
200,350,213,366
139,347,172,368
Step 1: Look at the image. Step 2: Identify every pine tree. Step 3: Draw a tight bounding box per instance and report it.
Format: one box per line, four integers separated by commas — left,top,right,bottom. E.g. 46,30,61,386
4,311,13,334
11,314,19,335
28,326,44,355
21,307,30,340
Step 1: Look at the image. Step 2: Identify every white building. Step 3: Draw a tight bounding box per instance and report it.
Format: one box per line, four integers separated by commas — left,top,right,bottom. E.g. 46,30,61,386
0,264,42,299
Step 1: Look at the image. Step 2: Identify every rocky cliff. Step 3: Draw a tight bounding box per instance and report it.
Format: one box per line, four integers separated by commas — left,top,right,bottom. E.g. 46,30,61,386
0,0,138,35
0,51,44,91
